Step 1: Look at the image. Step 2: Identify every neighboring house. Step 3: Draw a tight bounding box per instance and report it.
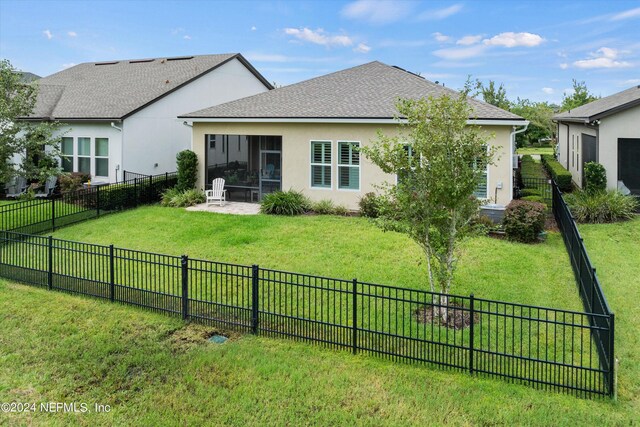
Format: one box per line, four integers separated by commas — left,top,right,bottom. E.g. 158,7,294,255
22,54,272,183
554,85,640,194
180,61,528,209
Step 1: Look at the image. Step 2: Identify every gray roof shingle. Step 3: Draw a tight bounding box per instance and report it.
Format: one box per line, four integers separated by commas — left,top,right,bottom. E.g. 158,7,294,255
181,61,522,121
554,85,640,122
27,54,271,120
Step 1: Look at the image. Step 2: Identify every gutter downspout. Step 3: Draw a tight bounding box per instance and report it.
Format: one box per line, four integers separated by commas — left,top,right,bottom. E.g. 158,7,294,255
111,121,123,182
510,123,529,202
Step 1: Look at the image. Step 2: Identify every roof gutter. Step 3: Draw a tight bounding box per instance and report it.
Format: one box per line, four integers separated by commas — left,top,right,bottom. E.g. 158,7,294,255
181,117,528,126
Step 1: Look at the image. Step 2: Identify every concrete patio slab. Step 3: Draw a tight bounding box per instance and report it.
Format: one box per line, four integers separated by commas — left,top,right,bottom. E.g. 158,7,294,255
186,201,261,215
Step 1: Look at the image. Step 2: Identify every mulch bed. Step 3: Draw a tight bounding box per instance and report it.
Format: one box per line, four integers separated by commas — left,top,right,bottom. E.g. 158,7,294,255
414,301,480,330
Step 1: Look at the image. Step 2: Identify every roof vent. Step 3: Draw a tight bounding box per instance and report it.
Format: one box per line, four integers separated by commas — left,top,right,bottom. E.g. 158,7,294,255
95,61,119,66
392,65,424,79
166,56,194,62
129,59,154,64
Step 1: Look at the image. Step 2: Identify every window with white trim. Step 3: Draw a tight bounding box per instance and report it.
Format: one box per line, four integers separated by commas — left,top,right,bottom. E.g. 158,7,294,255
310,141,331,188
77,137,91,174
473,155,489,199
95,138,109,177
338,141,360,190
61,137,73,172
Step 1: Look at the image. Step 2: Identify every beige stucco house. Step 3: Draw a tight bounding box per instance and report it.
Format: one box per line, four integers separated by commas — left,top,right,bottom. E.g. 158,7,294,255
554,85,640,194
180,61,528,209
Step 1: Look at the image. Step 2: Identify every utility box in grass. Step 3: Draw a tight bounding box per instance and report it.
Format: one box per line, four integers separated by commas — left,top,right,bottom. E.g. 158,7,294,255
480,204,506,224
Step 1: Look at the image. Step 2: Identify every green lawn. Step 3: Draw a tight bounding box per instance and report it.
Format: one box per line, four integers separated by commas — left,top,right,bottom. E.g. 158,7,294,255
580,217,640,417
517,146,555,156
0,278,633,426
47,206,581,310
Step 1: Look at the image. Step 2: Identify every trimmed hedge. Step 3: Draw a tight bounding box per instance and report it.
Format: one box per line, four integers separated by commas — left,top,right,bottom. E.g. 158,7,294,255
541,155,572,192
520,155,546,180
584,162,607,193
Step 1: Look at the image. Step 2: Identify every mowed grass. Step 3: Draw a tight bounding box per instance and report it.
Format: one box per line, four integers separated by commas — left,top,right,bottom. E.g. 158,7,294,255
0,278,633,426
516,146,555,156
580,217,640,416
48,205,581,310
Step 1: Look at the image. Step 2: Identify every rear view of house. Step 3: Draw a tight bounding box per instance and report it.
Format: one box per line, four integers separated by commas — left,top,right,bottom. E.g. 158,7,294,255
180,61,528,209
24,54,272,182
555,85,640,194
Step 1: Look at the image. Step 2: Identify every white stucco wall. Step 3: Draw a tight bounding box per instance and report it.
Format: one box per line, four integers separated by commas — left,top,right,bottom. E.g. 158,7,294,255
598,105,640,190
556,122,596,188
122,58,270,177
53,122,123,183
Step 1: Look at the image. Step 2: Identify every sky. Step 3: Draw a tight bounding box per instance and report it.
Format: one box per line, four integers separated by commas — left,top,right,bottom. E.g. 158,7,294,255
1,0,639,105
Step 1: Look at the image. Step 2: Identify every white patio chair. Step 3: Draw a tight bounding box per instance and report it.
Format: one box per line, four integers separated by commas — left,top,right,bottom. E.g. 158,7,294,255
35,176,58,198
5,176,27,198
206,178,227,206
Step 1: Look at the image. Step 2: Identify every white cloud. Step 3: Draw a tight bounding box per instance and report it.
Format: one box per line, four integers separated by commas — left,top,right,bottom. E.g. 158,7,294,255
433,32,451,43
251,26,257,31
559,63,569,69
183,35,191,40
610,7,640,21
284,27,353,47
43,29,53,40
379,39,429,48
342,0,412,24
573,47,631,69
419,4,463,20
433,44,487,60
353,43,371,53
483,32,544,48
170,27,184,35
67,31,77,37
62,63,76,69
542,87,554,94
456,35,482,46
623,78,640,85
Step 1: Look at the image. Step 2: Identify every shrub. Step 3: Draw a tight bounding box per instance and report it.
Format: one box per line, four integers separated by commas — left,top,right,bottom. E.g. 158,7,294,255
176,150,198,191
471,214,496,235
520,155,546,180
520,188,541,197
359,192,381,218
565,190,638,223
311,199,336,215
59,172,90,193
583,162,607,193
260,190,310,215
503,200,546,243
521,195,546,205
541,154,572,192
161,188,205,207
333,205,349,216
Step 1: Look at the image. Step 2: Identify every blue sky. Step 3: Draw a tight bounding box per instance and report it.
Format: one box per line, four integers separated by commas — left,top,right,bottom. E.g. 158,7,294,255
1,0,638,104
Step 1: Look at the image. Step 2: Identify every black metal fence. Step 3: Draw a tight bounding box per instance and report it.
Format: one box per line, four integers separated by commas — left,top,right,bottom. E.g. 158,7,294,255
515,176,553,206
0,172,177,234
0,230,613,398
551,180,615,395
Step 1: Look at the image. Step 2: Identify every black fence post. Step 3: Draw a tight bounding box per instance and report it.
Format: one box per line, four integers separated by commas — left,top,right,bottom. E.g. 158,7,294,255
96,186,101,218
109,244,115,302
352,278,358,355
47,236,53,290
609,313,616,397
469,293,475,375
181,255,189,320
252,264,259,334
134,178,138,208
51,198,56,231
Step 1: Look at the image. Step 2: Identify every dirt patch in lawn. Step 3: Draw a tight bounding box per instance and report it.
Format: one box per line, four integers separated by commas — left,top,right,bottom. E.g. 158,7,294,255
166,323,239,353
414,301,479,330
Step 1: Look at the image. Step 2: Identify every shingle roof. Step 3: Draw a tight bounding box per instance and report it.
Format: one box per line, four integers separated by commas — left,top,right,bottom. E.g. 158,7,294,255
554,85,640,122
26,54,271,120
181,61,522,121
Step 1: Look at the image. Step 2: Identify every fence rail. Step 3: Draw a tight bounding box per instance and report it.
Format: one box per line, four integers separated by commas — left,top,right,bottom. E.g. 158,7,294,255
551,180,615,395
0,172,177,234
0,229,613,398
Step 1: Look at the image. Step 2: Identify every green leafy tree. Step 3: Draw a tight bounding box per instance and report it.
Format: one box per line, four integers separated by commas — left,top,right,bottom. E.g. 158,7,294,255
560,79,599,112
1,59,62,184
477,80,511,110
175,149,199,191
361,88,494,321
510,98,556,147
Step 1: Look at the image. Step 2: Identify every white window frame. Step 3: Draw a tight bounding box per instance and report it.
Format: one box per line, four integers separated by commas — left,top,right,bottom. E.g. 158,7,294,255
337,141,361,191
94,137,109,178
77,137,92,175
309,140,332,189
60,136,74,173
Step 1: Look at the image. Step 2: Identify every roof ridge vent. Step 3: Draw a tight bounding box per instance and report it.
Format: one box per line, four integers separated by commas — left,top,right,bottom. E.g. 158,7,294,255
129,59,154,64
95,61,119,66
166,56,194,61
391,65,424,79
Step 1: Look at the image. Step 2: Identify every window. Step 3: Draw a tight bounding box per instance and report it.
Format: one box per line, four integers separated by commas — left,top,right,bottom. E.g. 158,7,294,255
207,134,216,150
77,137,91,174
472,146,489,199
571,135,575,168
95,138,109,177
61,137,73,172
310,141,331,188
338,141,360,190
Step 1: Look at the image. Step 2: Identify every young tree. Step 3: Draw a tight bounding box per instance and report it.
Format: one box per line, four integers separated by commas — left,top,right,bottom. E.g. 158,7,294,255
477,80,510,110
361,89,494,321
1,59,62,184
510,98,555,147
560,79,599,112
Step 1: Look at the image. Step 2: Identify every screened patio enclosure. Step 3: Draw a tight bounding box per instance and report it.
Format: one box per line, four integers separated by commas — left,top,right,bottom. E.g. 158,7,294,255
618,138,640,195
204,134,281,201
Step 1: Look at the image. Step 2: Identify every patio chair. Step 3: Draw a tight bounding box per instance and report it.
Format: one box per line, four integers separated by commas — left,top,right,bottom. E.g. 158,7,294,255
34,176,58,198
206,178,227,207
4,176,27,198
